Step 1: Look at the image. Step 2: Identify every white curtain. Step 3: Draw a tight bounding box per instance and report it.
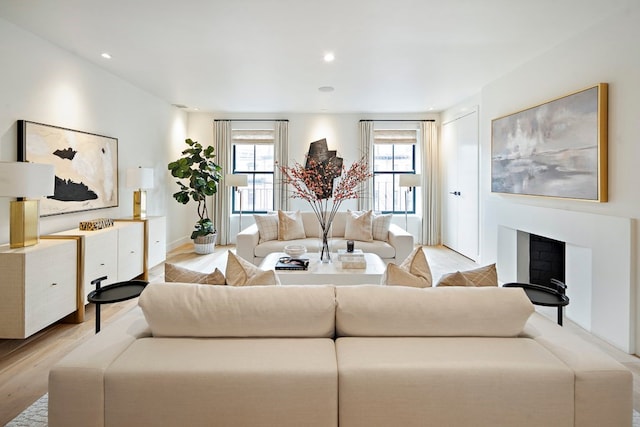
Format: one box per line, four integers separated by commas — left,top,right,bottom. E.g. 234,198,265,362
421,121,440,245
357,121,374,210
274,120,289,211
213,120,232,245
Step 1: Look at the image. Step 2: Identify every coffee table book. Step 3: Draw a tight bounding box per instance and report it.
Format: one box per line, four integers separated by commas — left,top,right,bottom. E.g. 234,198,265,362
275,256,310,271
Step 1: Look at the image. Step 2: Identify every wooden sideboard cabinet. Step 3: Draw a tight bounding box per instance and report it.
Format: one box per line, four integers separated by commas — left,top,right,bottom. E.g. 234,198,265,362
115,220,145,282
0,239,78,339
50,226,119,304
146,216,167,269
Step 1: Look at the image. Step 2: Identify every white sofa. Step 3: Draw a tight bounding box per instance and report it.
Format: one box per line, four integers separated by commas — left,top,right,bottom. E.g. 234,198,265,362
49,284,632,427
236,211,414,265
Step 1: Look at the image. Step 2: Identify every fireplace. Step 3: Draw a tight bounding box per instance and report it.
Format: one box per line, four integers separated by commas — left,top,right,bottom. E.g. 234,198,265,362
494,203,634,353
529,234,565,289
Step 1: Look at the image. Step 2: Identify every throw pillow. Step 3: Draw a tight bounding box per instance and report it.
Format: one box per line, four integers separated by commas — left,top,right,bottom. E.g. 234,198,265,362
435,264,498,287
381,246,433,288
278,210,306,241
254,213,279,243
345,210,373,242
164,263,226,285
225,250,281,286
372,212,392,241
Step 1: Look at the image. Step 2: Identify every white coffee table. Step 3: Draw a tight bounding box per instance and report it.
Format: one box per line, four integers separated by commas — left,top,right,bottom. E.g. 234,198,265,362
259,252,386,286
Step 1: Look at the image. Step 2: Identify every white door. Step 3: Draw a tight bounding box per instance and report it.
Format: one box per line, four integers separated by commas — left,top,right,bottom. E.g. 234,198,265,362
441,110,479,261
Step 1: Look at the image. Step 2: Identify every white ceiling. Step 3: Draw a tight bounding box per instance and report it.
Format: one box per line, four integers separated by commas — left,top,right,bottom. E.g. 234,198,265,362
0,0,629,114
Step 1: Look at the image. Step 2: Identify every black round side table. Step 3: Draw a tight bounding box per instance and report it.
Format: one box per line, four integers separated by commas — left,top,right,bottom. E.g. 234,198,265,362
87,276,148,333
503,282,569,326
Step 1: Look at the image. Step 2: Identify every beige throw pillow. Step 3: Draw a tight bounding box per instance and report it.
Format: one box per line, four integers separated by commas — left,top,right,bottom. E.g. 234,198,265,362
345,210,373,242
372,212,392,241
254,213,279,243
225,251,281,286
277,210,306,241
436,264,498,287
164,263,226,285
381,246,432,288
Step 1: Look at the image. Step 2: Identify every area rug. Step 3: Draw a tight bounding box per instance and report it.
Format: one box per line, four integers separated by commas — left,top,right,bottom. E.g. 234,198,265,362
7,394,640,426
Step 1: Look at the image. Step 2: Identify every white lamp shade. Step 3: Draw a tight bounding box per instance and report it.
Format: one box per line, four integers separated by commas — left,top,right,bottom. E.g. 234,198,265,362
0,162,55,197
225,174,248,187
126,167,154,189
399,174,421,188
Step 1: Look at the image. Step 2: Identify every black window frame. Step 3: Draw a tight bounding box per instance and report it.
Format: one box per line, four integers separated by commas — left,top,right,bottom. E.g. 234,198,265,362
373,143,417,214
231,144,274,214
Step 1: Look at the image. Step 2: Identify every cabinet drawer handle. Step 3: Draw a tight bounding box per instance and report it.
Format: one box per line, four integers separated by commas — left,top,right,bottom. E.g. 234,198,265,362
130,250,135,254
100,263,105,266
51,283,58,286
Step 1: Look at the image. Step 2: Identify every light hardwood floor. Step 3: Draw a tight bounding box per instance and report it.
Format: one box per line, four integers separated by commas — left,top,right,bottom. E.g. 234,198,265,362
0,244,639,424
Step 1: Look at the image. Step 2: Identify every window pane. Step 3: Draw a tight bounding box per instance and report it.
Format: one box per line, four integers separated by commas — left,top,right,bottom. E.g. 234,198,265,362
373,145,393,172
253,173,273,212
235,145,255,171
373,174,394,212
394,145,414,171
255,145,274,172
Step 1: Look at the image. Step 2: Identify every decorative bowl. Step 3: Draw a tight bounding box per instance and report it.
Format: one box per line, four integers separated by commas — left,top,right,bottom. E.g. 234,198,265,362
284,244,307,258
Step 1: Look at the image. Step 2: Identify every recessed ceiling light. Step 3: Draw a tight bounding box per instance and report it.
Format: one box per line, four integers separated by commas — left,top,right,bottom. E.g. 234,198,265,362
101,52,112,59
323,52,335,62
318,86,335,93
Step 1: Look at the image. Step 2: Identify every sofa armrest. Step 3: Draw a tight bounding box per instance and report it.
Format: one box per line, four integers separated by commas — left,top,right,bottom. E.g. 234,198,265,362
49,307,150,427
522,313,632,427
237,224,260,263
388,224,413,262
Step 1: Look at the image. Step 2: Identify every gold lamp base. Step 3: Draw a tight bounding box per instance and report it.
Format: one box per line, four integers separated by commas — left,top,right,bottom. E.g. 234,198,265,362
133,190,147,219
10,199,40,248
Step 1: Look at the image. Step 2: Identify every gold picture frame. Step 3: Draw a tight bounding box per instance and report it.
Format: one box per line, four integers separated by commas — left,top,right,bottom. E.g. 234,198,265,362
491,83,608,202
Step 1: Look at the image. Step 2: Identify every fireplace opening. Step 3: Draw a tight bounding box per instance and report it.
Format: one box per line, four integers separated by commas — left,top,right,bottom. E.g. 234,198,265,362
529,234,565,290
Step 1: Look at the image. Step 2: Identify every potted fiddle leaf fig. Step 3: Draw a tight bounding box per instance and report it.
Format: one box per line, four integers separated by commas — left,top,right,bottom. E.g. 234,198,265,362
168,138,222,254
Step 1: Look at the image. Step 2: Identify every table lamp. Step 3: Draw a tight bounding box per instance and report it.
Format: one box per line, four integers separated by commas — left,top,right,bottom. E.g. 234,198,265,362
398,174,421,231
225,174,248,235
0,162,55,248
126,167,154,218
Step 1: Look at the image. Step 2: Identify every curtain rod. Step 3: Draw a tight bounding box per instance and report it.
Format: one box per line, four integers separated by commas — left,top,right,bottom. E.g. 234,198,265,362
359,119,435,122
214,119,289,122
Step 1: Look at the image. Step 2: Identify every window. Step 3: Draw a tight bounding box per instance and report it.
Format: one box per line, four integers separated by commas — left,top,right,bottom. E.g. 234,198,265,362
372,129,417,213
231,129,274,213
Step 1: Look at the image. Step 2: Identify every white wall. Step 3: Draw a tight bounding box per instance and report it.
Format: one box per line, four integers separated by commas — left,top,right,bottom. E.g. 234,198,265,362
187,112,438,242
0,18,190,249
476,3,640,352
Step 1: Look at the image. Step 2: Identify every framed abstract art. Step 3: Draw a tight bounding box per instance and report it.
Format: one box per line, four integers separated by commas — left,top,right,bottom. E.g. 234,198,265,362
18,120,119,216
491,83,608,202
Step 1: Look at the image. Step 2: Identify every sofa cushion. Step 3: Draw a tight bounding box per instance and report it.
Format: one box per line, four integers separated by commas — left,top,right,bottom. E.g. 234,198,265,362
225,250,280,286
344,210,373,242
336,337,574,427
138,283,337,338
254,213,279,243
335,286,534,337
164,263,225,285
372,212,392,241
381,246,432,287
105,338,338,427
436,263,498,287
278,210,306,240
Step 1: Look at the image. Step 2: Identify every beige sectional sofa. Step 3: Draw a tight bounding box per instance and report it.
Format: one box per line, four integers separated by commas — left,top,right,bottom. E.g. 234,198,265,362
236,211,414,265
49,284,632,427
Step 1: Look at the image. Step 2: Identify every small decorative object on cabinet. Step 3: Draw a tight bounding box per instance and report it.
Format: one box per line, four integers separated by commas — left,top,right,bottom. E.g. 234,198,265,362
0,239,78,338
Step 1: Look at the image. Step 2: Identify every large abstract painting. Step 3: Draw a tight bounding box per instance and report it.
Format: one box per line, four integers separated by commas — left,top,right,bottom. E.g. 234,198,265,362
18,120,118,216
491,83,608,201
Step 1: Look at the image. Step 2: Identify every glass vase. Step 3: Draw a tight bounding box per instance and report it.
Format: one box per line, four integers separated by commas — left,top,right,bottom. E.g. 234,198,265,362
320,226,332,263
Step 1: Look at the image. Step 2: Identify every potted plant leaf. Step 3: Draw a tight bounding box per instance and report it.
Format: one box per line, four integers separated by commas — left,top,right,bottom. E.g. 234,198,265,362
168,138,222,254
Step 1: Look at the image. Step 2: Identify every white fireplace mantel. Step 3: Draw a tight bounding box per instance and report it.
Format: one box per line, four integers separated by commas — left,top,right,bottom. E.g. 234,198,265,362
494,204,633,353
